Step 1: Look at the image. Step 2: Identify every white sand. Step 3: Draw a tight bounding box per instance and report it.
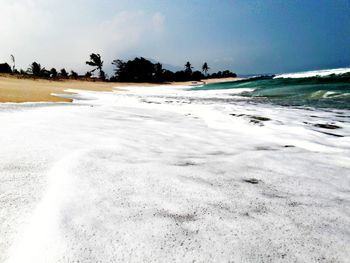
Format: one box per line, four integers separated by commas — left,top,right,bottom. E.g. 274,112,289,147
0,85,349,262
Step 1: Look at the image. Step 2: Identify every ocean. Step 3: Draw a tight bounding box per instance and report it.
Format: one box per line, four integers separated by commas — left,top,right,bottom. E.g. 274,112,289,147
192,68,350,110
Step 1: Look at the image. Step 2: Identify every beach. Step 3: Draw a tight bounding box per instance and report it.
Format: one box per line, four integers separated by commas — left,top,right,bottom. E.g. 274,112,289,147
0,75,239,103
0,78,349,262
0,75,149,103
1,0,348,260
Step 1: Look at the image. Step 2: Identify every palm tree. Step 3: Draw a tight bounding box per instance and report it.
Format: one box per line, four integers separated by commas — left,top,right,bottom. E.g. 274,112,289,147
85,71,92,78
10,55,15,72
154,62,163,82
184,61,193,74
50,68,58,78
28,62,42,76
70,70,78,79
202,62,210,76
59,68,68,78
99,70,106,80
112,59,125,77
86,53,104,79
154,63,163,74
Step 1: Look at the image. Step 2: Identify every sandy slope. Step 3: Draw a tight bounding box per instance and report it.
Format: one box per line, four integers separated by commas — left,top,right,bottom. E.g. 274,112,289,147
0,75,240,103
0,75,122,103
0,75,161,103
0,86,349,262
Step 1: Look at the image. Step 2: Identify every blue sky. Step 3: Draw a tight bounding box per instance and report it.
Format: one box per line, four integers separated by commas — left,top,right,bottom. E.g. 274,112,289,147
0,0,349,75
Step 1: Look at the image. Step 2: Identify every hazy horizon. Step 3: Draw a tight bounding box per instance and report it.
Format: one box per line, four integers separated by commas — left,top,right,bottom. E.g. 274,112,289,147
0,0,349,75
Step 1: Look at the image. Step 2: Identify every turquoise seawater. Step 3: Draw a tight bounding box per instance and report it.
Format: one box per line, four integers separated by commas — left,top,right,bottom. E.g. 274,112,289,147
192,71,350,110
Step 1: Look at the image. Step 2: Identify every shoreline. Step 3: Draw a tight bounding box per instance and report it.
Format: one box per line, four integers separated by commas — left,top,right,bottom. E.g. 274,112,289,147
1,83,349,262
0,75,241,103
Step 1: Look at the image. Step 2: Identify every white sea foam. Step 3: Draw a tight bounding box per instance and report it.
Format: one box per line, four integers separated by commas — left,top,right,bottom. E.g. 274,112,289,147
274,67,350,79
1,86,349,262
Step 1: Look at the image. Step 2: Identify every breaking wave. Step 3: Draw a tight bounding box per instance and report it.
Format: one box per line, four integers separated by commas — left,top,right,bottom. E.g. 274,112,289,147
274,67,350,79
191,68,350,109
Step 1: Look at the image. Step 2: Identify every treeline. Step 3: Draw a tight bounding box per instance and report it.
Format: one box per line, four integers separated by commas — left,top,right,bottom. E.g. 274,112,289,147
0,61,86,80
110,57,236,82
0,53,237,83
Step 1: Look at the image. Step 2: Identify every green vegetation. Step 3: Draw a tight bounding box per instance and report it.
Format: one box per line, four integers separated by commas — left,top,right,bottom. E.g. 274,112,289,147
202,62,209,76
110,57,236,82
86,53,105,80
59,68,68,78
1,53,237,83
0,63,12,74
70,70,78,79
184,62,193,74
50,68,58,78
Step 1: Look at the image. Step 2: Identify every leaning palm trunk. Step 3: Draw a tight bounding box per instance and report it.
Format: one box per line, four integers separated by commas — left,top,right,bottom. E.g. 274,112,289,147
86,53,104,80
10,54,15,72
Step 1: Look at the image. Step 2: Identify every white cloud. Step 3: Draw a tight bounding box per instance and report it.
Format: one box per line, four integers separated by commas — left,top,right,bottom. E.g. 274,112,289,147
96,11,165,55
0,0,52,47
151,13,165,33
0,1,165,73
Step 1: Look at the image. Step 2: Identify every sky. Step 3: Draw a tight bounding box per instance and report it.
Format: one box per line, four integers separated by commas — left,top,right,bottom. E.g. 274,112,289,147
0,0,349,75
